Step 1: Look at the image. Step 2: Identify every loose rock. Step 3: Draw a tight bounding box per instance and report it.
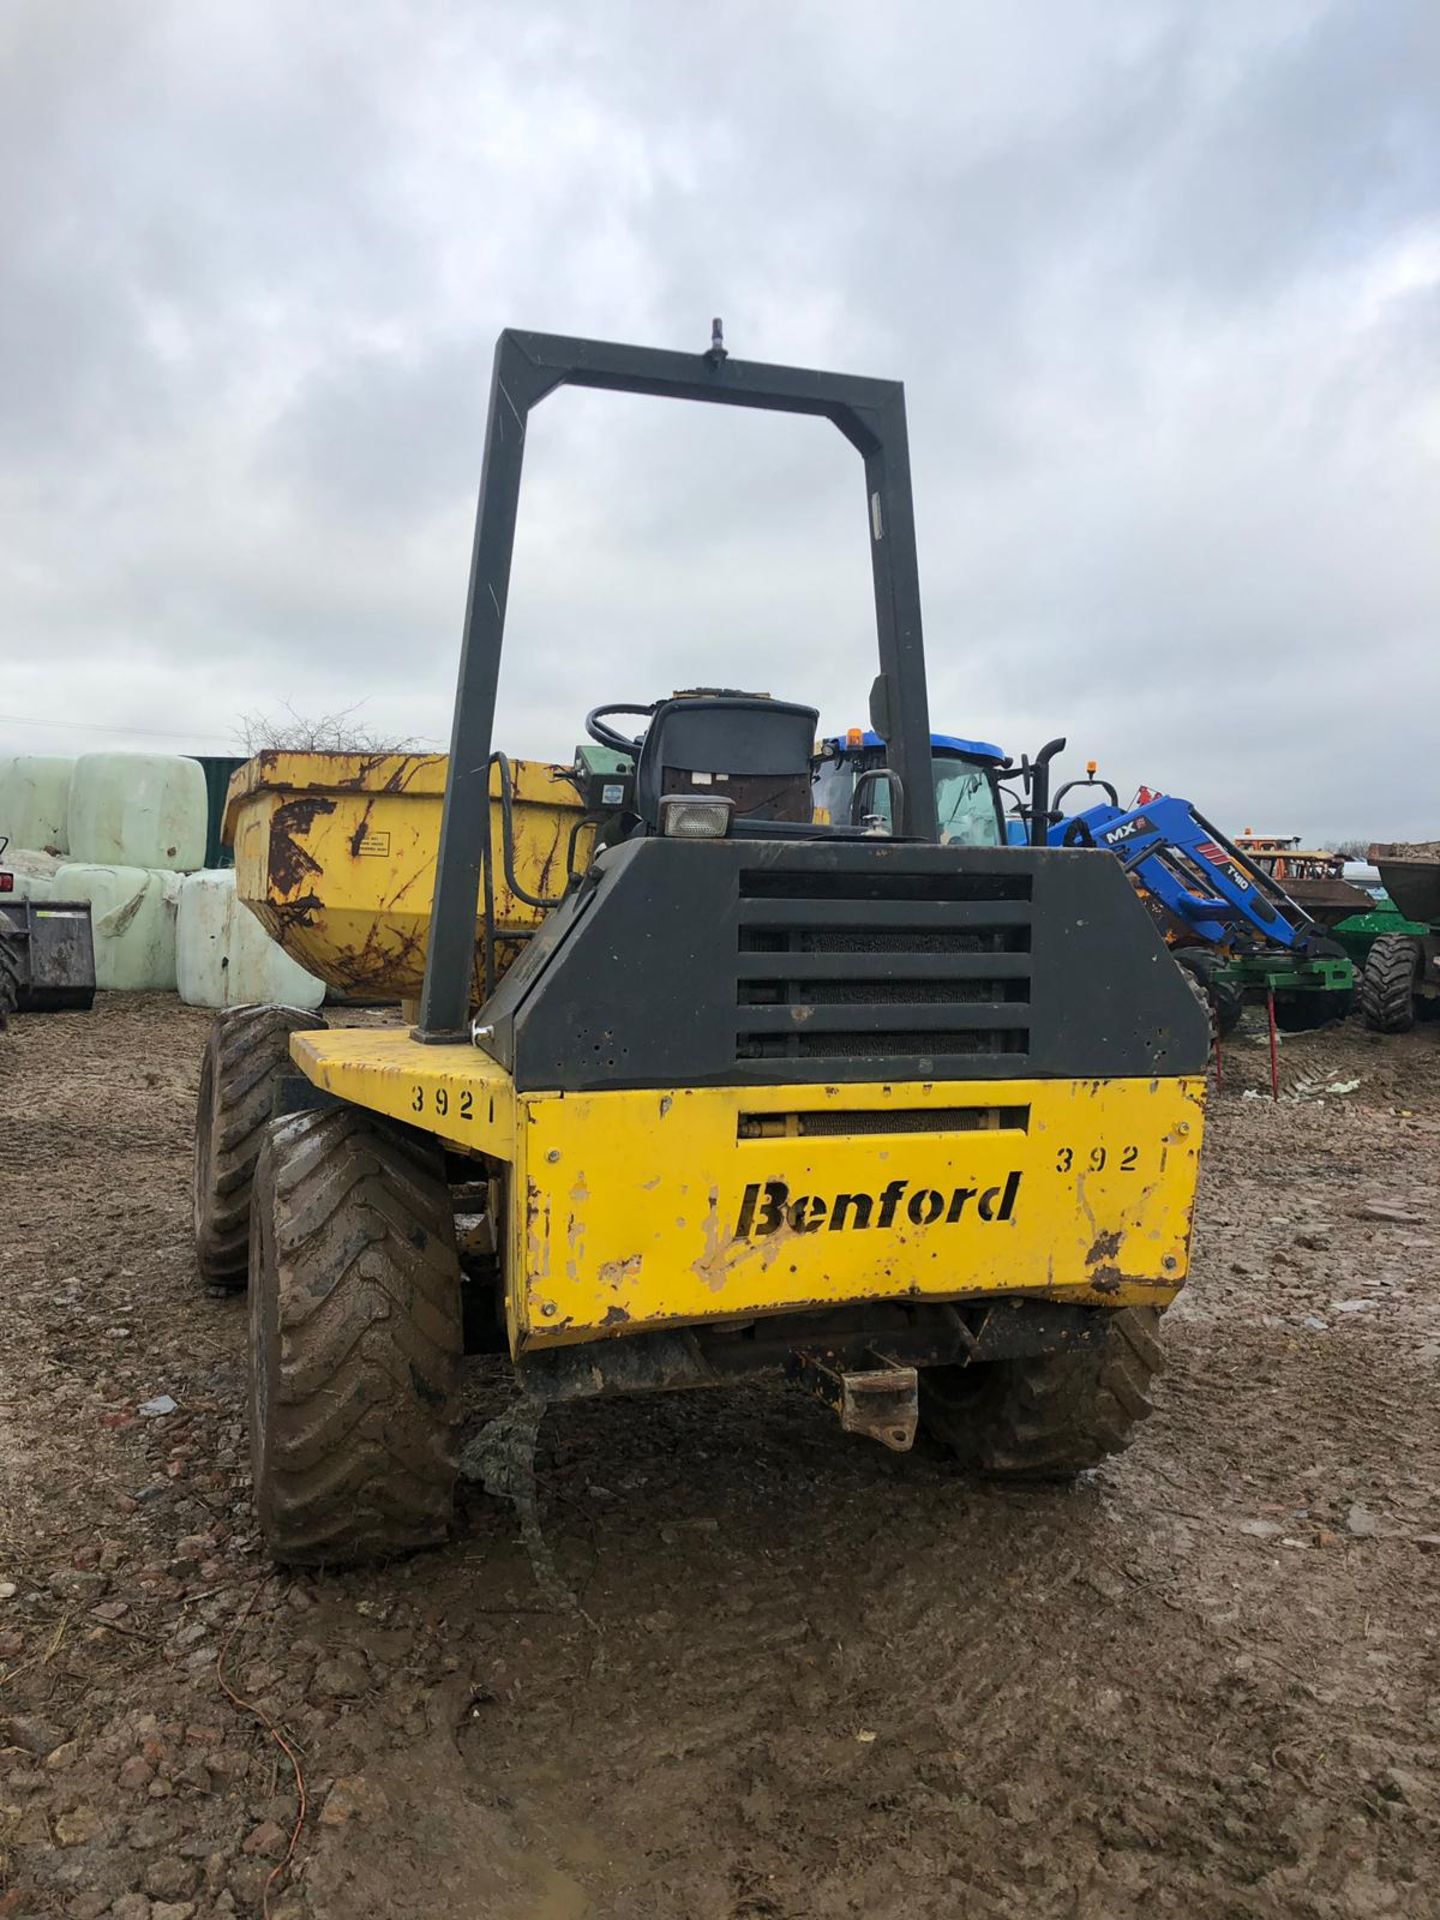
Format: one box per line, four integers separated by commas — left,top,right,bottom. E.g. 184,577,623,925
143,1857,200,1900
241,1817,288,1857
5,1712,66,1757
319,1772,391,1826
55,1803,102,1845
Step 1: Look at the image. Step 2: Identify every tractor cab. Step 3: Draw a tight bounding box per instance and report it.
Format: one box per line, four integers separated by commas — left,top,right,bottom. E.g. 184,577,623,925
812,728,1007,845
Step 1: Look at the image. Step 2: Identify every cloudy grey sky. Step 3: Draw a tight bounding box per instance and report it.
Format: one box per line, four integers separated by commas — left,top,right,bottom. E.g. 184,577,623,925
2,0,1436,839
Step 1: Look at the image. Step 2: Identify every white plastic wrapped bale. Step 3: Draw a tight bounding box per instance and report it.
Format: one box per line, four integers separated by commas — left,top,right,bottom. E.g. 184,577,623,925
1,849,61,901
0,756,74,854
68,753,207,872
52,864,179,990
176,870,324,1010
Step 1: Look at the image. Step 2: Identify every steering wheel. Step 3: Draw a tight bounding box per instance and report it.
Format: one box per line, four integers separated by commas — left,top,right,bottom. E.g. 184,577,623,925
585,702,655,757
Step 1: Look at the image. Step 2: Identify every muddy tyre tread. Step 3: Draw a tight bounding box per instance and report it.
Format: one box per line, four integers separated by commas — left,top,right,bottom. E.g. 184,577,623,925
250,1107,462,1567
920,1307,1163,1479
193,1003,326,1286
1173,949,1243,1040
1359,934,1419,1035
0,933,22,1028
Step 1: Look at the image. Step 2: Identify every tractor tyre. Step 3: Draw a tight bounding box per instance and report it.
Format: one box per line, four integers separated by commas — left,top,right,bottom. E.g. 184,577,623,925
193,1003,326,1287
1359,934,1421,1034
0,933,22,1029
1173,949,1243,1040
919,1306,1163,1479
248,1107,462,1566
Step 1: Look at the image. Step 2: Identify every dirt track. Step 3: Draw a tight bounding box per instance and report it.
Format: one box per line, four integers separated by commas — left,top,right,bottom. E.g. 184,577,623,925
1,995,1438,1919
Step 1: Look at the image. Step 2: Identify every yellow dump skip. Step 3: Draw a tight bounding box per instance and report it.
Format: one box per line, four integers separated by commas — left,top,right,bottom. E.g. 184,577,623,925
226,750,592,998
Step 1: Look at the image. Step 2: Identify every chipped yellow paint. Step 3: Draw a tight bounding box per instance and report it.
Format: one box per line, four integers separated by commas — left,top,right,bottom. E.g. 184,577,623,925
226,749,592,998
509,1076,1206,1350
290,1027,515,1158
288,1031,1206,1355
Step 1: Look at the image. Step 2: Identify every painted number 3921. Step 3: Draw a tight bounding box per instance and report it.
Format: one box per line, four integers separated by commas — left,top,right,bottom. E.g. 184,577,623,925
1055,1145,1140,1173
410,1084,474,1120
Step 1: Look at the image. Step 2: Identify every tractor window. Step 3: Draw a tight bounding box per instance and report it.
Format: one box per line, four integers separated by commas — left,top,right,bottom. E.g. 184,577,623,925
811,750,1003,844
810,758,854,828
933,757,1004,846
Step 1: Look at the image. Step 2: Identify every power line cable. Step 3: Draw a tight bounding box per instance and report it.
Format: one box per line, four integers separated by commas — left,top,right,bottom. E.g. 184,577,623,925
0,711,239,744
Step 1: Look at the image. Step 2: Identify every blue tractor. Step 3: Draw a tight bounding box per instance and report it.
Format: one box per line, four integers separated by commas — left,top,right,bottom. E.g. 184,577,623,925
814,733,1354,1035
1040,773,1354,1033
812,729,1008,844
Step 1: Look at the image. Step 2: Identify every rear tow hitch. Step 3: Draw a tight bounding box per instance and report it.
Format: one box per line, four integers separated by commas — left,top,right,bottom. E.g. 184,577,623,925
786,1351,919,1453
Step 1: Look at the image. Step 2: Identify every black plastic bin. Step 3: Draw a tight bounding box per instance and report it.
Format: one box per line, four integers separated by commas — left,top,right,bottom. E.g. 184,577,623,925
0,899,96,1012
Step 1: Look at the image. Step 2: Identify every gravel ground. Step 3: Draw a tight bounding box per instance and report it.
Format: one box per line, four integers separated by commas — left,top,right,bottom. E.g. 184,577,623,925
1,994,1437,1919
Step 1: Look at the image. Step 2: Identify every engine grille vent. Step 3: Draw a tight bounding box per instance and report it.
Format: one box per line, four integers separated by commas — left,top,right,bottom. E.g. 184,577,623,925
734,869,1033,1068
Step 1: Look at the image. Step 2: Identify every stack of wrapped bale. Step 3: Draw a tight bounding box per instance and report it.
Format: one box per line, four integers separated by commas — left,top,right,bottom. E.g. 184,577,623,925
0,751,321,1007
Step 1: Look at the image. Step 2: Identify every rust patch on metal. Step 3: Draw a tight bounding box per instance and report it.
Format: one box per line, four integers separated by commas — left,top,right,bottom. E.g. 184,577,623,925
348,800,377,859
268,797,334,897
1086,1229,1123,1266
333,752,391,791
268,893,325,935
384,754,441,793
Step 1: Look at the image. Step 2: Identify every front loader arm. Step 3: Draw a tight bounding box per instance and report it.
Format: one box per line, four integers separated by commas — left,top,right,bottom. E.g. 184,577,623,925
1052,794,1319,953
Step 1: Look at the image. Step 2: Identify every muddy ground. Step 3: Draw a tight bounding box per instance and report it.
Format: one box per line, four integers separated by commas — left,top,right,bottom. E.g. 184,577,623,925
0,995,1437,1919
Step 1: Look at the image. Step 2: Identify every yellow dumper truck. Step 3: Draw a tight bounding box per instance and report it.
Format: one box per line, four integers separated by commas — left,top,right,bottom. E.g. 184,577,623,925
195,328,1207,1565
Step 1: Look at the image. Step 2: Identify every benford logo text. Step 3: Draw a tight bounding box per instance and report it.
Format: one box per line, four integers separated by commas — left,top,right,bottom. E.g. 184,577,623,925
734,1172,1022,1239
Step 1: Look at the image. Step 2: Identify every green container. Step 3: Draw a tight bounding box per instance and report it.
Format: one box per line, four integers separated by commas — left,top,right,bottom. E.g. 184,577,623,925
1331,897,1427,967
191,755,246,869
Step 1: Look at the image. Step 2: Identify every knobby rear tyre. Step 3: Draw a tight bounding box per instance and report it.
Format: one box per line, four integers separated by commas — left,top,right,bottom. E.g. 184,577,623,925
193,1003,326,1286
919,1306,1163,1479
1359,935,1420,1035
248,1107,462,1567
0,934,22,1029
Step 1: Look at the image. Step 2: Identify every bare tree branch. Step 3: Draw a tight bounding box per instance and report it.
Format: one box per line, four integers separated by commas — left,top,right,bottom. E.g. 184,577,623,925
234,700,421,756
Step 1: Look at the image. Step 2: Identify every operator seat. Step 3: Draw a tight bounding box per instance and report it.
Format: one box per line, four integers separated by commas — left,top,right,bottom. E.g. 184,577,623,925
633,693,819,830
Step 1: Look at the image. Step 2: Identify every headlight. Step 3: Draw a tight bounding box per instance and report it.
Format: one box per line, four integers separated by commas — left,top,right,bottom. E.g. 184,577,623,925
658,794,735,839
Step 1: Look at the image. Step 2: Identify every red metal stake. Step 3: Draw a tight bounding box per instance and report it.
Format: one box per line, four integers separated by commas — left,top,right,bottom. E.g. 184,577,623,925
1267,988,1279,1102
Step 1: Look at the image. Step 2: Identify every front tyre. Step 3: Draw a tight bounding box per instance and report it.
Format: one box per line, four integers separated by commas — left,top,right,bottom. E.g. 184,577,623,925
1173,949,1243,1040
919,1306,1163,1479
249,1108,463,1567
193,1004,326,1287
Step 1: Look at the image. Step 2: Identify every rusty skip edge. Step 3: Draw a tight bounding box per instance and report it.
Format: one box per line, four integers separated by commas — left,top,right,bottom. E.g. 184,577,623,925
221,752,443,849
228,750,444,804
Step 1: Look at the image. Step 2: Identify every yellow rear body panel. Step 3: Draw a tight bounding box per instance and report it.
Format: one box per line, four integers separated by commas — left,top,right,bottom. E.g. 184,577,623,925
510,1076,1203,1347
291,1030,1204,1355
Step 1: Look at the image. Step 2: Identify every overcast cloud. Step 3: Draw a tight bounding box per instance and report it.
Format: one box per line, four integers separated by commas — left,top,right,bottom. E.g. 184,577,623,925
1,0,1436,839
